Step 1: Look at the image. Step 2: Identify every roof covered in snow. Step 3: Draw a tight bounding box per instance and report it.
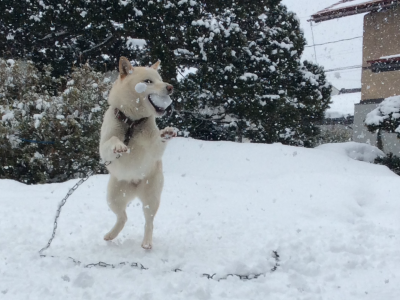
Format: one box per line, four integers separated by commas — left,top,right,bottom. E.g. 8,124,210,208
310,0,399,23
325,91,361,118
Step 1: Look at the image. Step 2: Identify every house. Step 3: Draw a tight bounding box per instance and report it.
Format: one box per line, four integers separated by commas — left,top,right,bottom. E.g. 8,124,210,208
339,88,361,94
331,85,340,96
310,0,400,155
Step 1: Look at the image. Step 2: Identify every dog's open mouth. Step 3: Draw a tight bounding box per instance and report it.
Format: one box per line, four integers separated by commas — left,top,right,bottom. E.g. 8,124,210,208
148,94,172,116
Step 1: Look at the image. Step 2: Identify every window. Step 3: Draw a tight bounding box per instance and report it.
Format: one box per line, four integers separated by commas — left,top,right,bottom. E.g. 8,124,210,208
367,56,400,73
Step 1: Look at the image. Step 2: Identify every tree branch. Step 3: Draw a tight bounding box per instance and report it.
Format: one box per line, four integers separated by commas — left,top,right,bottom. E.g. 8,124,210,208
39,30,68,41
82,34,113,54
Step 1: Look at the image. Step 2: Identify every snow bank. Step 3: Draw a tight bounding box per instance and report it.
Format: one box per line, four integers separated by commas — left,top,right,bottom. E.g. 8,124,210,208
316,142,384,162
1,138,400,299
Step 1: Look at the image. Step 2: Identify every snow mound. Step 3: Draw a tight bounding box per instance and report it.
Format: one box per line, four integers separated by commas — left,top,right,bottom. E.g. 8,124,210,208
316,142,384,162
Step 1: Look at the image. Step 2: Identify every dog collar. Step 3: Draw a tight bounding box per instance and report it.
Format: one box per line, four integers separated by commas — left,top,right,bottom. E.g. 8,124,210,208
114,108,148,145
114,108,148,128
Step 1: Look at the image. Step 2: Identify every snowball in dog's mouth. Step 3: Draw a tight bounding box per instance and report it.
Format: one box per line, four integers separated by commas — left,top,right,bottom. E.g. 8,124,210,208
148,94,172,116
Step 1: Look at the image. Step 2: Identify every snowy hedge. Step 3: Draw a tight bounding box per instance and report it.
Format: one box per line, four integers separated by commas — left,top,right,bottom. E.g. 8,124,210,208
0,59,112,184
365,95,400,137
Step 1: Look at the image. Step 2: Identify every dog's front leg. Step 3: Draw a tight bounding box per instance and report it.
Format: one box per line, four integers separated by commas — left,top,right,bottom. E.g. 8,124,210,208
100,136,129,162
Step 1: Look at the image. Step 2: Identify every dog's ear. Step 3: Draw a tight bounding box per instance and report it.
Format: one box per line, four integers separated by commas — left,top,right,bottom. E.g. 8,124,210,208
151,60,161,70
119,57,133,80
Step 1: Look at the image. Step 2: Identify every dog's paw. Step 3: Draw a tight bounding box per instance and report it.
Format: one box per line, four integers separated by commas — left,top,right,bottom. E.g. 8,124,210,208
104,231,118,241
112,142,129,155
141,242,152,250
160,127,177,142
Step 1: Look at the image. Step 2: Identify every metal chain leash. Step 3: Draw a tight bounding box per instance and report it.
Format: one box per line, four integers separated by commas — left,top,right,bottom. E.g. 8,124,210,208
39,159,112,256
44,252,280,281
67,256,148,270
39,155,280,280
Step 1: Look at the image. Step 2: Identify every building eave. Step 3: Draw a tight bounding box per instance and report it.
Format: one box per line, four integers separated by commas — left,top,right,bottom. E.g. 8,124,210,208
367,57,400,64
309,0,399,23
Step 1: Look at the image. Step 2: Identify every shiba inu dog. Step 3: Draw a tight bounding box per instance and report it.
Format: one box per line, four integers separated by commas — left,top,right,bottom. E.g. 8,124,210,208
99,57,176,249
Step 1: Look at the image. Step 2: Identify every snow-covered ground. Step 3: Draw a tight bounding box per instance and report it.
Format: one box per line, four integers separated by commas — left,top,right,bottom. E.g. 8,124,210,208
326,92,361,118
282,0,364,90
1,138,400,299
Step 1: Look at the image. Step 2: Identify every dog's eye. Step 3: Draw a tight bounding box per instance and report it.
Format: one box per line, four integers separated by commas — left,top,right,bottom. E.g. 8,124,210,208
143,79,153,84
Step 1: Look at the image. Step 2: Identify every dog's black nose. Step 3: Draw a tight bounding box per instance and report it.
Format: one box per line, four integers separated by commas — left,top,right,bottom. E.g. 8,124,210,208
166,84,173,94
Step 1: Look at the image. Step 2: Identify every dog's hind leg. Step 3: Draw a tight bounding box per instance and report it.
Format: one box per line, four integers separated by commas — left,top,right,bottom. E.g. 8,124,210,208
104,176,134,241
138,161,164,249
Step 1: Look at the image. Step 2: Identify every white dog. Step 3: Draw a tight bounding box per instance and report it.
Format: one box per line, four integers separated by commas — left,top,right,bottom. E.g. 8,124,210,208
99,57,176,249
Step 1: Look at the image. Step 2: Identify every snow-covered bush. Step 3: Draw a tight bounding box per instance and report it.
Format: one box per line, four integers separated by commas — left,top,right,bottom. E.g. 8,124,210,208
374,153,400,176
0,59,111,184
365,95,400,137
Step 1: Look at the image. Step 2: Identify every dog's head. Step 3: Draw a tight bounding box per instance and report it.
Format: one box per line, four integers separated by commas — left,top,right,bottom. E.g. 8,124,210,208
109,57,173,119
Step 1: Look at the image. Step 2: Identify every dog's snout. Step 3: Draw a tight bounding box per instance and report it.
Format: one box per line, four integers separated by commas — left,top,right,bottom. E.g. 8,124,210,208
166,84,174,94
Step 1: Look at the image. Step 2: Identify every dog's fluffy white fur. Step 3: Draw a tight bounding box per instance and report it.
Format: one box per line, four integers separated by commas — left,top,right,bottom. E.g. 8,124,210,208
99,57,176,249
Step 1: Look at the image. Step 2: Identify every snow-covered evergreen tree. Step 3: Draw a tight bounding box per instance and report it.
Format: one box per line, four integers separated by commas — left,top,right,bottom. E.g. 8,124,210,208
165,0,331,145
0,0,201,81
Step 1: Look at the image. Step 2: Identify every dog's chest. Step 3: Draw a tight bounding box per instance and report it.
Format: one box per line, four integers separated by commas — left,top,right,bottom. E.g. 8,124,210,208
109,127,165,181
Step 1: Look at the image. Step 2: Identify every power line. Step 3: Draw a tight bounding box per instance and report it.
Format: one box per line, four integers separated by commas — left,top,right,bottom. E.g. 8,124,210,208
305,36,363,48
324,65,362,72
